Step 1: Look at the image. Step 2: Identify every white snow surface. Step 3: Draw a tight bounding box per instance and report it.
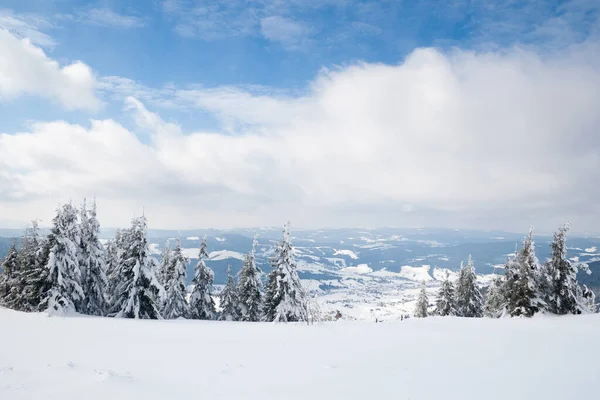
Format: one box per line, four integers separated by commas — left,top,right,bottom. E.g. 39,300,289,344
333,249,359,259
340,264,372,274
1,308,598,399
398,265,433,281
208,250,245,261
186,236,200,241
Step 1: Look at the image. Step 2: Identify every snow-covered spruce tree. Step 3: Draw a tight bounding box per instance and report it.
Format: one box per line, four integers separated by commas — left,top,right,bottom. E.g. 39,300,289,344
263,222,308,322
162,239,190,319
78,199,107,316
237,238,262,321
105,228,127,307
582,285,596,313
504,228,546,317
414,282,429,318
0,241,19,307
39,203,84,314
218,265,239,321
434,271,456,316
545,224,590,315
156,240,172,289
110,216,164,319
189,236,216,320
19,222,51,312
455,256,483,318
483,271,506,318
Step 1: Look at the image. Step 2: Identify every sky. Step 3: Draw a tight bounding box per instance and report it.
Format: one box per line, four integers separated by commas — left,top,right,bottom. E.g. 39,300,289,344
0,0,599,233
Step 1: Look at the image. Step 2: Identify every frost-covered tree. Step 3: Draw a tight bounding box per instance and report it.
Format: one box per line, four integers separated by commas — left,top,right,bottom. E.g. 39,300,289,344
455,256,483,318
189,236,216,320
504,229,546,317
162,239,190,319
263,222,307,322
78,199,107,316
40,203,84,314
545,224,590,315
434,271,456,316
414,282,429,318
484,271,506,318
237,238,262,321
156,240,172,289
0,241,19,306
19,221,50,312
582,285,596,313
105,228,127,307
218,265,239,321
110,216,163,319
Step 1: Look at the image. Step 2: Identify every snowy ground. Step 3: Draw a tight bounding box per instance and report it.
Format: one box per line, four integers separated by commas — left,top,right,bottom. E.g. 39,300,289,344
1,308,598,399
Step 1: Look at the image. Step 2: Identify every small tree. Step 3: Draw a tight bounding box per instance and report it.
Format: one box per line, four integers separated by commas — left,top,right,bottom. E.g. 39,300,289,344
0,241,19,307
218,265,239,321
237,237,262,321
162,239,190,319
484,271,506,318
434,271,456,316
455,256,483,318
156,240,172,289
189,236,216,320
414,282,429,318
79,199,107,316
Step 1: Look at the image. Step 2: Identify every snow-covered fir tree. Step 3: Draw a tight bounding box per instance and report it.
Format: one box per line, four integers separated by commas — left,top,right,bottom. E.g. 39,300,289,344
414,282,429,318
545,224,590,315
78,199,107,316
218,265,239,321
504,229,546,317
434,271,456,316
455,256,483,318
582,285,596,313
263,222,308,322
110,216,164,319
237,238,262,321
156,240,172,289
105,228,127,307
483,270,506,318
39,203,84,314
162,239,190,319
189,236,216,320
0,241,19,306
18,221,50,312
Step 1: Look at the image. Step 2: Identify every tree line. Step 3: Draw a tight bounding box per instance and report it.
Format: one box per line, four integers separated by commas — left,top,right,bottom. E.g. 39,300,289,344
414,226,596,318
0,201,314,322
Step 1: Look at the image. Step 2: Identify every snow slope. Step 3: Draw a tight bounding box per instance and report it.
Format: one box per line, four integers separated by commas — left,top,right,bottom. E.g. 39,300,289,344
1,308,598,399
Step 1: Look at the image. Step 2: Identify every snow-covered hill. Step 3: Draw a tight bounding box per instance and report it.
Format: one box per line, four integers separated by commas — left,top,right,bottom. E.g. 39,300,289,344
1,308,598,399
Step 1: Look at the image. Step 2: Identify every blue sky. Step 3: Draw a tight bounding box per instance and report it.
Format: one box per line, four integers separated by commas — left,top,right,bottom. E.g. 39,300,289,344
0,0,599,231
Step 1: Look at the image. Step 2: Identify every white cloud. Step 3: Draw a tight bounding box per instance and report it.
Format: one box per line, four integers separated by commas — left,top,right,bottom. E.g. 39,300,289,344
1,42,600,231
260,16,313,50
80,8,145,29
0,9,56,47
0,29,101,110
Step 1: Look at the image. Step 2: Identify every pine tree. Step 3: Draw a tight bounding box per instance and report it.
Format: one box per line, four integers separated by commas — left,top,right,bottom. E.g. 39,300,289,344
156,240,172,289
237,238,262,321
414,282,429,318
483,271,506,318
0,241,19,306
218,265,239,321
455,255,483,318
110,216,163,319
39,204,84,314
189,236,216,320
19,222,51,312
504,228,546,317
79,199,107,316
162,239,190,319
105,228,126,307
434,271,456,316
263,222,307,322
582,285,596,313
545,224,589,315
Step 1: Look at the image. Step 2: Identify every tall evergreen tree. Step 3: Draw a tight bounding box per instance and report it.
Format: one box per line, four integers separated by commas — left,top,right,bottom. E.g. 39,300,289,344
582,285,596,313
189,236,216,320
504,229,546,317
484,271,506,318
110,216,163,319
19,222,51,312
0,241,19,306
263,222,307,322
434,271,456,316
414,282,429,318
455,256,484,317
218,265,239,321
545,224,589,314
79,199,107,316
156,240,172,289
40,203,84,314
162,239,190,319
237,238,262,321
